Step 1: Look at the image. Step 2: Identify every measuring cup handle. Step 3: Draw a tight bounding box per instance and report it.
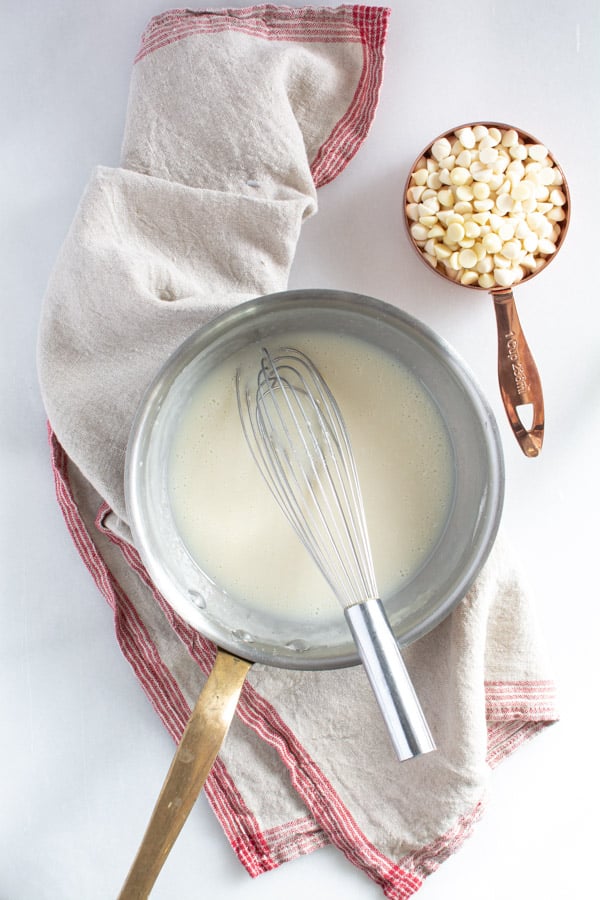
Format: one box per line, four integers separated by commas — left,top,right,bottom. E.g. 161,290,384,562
492,289,544,457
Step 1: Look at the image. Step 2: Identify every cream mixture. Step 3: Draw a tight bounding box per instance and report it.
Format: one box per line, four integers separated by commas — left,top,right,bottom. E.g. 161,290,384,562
168,332,454,621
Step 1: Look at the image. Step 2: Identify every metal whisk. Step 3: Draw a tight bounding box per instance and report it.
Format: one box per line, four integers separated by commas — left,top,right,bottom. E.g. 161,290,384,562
237,347,435,761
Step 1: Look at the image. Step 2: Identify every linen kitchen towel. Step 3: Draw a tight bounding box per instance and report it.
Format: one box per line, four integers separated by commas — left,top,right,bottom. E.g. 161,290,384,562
38,6,558,898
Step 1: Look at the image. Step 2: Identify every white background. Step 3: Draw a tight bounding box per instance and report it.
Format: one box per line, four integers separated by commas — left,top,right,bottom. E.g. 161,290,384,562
2,1,599,897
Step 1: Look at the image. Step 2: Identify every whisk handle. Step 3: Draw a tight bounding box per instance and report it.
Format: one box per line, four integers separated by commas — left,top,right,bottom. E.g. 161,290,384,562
344,598,435,761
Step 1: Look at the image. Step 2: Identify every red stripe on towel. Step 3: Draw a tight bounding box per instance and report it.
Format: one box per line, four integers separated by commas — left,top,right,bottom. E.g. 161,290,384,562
311,5,389,187
484,679,558,768
48,428,191,740
135,6,365,62
262,816,330,867
402,799,487,880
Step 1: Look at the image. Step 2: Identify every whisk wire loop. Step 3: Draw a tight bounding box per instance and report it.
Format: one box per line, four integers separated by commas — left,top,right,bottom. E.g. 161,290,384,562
236,363,332,586
263,353,361,603
239,348,377,608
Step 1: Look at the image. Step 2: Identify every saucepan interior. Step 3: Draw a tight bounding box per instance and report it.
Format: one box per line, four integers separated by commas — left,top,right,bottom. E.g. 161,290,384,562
126,289,504,670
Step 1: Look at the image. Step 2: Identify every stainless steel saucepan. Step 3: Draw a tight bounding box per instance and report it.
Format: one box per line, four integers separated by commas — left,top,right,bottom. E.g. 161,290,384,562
119,289,504,897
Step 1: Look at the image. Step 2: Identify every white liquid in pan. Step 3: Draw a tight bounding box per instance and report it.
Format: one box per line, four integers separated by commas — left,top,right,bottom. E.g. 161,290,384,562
168,332,455,621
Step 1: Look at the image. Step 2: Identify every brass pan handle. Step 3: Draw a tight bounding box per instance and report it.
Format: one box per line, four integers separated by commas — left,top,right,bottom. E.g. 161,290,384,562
492,289,544,457
118,649,252,899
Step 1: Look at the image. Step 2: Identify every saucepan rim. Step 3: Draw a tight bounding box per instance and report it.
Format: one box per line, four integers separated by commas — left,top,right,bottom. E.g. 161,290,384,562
125,288,505,670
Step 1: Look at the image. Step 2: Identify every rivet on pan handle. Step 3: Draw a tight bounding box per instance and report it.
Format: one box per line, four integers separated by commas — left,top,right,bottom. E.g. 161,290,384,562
492,289,544,457
118,649,252,899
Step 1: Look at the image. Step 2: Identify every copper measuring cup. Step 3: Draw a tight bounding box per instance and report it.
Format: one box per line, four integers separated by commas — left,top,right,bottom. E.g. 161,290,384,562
404,122,570,458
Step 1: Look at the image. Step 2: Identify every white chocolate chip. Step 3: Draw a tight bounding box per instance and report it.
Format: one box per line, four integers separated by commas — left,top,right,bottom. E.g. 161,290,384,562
431,137,452,161
472,181,490,200
473,241,487,261
521,253,538,271
550,188,566,206
438,155,456,170
433,242,452,259
455,149,473,168
412,168,428,186
460,270,479,285
495,194,514,215
450,166,471,186
538,238,557,254
420,197,440,213
438,188,455,208
458,248,478,268
471,166,493,183
525,161,542,177
500,240,521,260
498,221,516,242
408,185,425,203
511,180,533,201
411,223,429,243
509,143,528,160
446,221,466,243
456,127,476,149
494,153,510,173
538,166,556,186
479,146,499,165
535,184,550,202
473,198,495,212
501,129,519,147
506,160,525,182
528,144,548,162
494,267,516,287
454,200,474,216
428,223,445,239
514,220,529,240
456,185,474,202
482,232,502,254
